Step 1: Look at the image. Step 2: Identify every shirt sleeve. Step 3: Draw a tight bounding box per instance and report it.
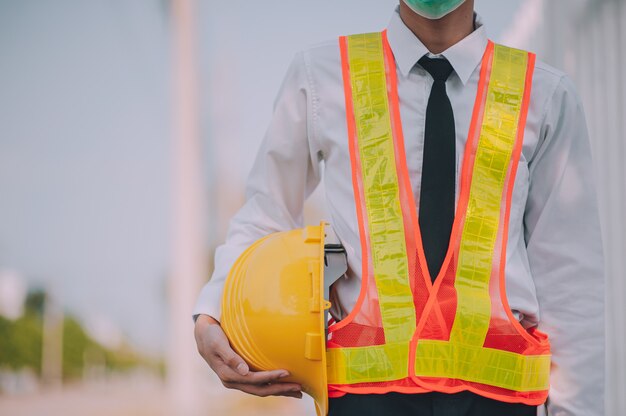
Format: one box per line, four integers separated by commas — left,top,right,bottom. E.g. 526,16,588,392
524,75,605,416
193,51,321,322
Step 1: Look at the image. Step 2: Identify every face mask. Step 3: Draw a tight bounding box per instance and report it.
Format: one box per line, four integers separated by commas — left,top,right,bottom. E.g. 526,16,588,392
402,0,467,20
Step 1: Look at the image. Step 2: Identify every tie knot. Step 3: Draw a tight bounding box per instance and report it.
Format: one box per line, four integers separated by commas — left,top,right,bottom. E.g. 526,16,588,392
418,56,454,82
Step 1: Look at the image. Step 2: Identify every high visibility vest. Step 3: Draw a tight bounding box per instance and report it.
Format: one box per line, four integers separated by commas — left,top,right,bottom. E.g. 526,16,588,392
326,31,551,405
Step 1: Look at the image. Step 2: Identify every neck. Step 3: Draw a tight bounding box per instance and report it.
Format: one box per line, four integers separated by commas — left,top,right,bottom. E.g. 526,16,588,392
399,1,475,54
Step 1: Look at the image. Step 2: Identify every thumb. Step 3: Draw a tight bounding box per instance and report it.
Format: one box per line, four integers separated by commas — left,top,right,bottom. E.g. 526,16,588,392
220,347,249,376
205,322,250,375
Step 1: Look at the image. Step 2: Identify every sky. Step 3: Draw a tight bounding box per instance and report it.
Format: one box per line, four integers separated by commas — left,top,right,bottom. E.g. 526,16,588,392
0,0,521,353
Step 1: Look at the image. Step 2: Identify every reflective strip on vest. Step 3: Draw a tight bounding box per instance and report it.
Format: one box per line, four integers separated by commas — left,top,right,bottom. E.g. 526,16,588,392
327,342,410,384
327,33,551,392
414,340,550,391
342,32,416,345
451,45,531,348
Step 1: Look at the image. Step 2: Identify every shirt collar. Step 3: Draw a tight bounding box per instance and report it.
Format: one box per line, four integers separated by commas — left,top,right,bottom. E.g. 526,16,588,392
386,6,488,85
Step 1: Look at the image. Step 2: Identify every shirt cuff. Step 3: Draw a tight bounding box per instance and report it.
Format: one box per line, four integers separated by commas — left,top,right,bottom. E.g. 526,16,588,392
192,281,224,323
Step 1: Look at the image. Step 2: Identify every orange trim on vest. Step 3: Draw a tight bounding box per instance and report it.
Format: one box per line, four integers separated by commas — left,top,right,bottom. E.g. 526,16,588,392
383,30,450,337
411,41,496,345
497,52,542,347
330,35,371,335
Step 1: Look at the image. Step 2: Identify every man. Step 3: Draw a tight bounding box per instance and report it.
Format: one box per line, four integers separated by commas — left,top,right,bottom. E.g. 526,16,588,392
194,1,605,415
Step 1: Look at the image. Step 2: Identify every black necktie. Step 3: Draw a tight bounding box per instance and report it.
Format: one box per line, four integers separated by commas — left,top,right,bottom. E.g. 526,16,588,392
417,56,456,282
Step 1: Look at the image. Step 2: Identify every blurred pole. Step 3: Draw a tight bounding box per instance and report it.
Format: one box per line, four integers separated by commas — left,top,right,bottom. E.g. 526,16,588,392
168,0,205,414
41,290,63,389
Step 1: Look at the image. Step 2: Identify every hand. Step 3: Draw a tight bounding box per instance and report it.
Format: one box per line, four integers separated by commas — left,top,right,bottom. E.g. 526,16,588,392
194,314,303,399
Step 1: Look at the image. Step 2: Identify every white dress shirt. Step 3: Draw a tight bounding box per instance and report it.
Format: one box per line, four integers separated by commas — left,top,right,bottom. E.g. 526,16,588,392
194,8,605,416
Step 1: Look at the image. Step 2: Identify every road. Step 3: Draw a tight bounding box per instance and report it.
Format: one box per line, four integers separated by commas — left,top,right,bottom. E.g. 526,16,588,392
0,373,316,416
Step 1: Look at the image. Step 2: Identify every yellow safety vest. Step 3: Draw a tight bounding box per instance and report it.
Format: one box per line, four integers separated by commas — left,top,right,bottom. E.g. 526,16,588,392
326,31,551,405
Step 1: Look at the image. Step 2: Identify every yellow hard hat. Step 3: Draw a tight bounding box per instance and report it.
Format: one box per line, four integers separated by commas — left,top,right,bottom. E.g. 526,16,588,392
221,222,346,416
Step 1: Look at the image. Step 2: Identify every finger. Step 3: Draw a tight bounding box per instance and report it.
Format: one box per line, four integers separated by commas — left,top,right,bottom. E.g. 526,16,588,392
216,346,249,376
196,320,293,387
200,325,251,376
279,390,303,399
215,362,292,385
223,381,302,398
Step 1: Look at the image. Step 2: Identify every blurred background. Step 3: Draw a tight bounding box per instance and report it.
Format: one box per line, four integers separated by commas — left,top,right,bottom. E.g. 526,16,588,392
0,0,623,415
